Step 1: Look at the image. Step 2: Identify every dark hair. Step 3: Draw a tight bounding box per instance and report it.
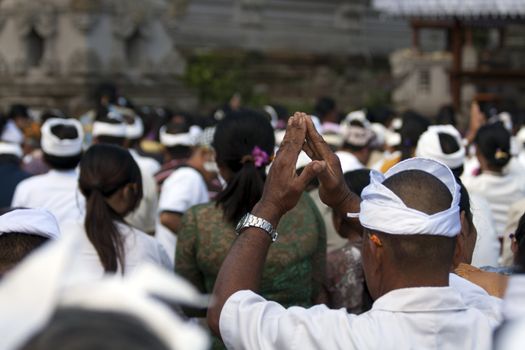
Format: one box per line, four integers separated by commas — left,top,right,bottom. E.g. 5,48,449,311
21,307,169,350
79,144,143,273
515,212,525,273
0,112,7,136
457,178,473,227
43,124,82,170
400,111,430,161
343,169,371,197
8,104,30,120
94,82,118,107
213,109,275,224
435,105,456,126
475,123,511,169
0,154,22,164
380,170,457,275
40,110,66,124
314,97,336,120
438,132,464,177
0,233,49,276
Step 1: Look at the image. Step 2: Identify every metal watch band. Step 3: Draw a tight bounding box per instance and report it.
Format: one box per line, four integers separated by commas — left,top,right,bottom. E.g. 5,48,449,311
235,213,279,242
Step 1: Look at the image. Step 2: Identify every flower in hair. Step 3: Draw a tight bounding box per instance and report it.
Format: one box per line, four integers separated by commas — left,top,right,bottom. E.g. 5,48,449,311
252,146,270,168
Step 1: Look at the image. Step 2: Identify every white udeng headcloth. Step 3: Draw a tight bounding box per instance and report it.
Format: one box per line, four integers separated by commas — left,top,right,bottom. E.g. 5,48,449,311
0,208,60,239
160,125,202,147
348,158,461,237
126,116,144,140
416,125,465,170
41,118,84,157
92,111,127,138
0,142,23,158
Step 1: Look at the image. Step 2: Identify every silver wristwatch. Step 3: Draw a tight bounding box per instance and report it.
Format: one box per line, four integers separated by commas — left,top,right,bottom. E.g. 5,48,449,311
235,213,279,242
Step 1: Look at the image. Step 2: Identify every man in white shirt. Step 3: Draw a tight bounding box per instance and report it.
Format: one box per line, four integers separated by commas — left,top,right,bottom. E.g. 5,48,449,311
156,121,209,263
12,118,84,232
208,113,496,350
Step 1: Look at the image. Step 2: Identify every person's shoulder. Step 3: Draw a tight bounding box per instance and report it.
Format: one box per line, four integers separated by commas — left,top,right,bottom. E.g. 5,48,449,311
15,172,50,189
165,166,202,183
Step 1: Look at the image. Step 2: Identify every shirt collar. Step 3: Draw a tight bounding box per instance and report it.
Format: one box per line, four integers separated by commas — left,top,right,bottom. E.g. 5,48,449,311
372,286,467,313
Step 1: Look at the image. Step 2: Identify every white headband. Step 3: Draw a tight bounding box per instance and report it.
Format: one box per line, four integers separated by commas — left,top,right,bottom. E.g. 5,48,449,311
416,125,465,170
342,125,375,147
126,116,144,140
41,118,84,157
160,126,195,147
1,120,24,145
92,121,127,138
0,142,23,158
0,209,60,240
348,158,461,237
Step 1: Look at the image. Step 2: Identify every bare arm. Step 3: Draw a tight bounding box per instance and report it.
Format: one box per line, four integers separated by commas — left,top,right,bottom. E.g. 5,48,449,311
207,112,362,337
207,113,324,336
160,211,182,235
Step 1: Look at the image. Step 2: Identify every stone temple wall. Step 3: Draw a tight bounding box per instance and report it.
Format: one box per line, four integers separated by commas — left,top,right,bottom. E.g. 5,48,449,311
0,0,193,115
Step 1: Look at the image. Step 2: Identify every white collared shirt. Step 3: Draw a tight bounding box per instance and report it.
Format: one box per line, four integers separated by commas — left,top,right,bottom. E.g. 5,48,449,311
156,167,209,264
220,286,494,350
462,169,525,237
11,169,84,232
335,151,364,174
126,150,159,233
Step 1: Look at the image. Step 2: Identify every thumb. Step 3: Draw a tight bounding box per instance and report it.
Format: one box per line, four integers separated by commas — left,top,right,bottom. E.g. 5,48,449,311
296,160,326,189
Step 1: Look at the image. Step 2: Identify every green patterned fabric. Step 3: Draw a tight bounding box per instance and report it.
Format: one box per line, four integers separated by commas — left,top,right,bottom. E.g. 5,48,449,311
175,193,327,349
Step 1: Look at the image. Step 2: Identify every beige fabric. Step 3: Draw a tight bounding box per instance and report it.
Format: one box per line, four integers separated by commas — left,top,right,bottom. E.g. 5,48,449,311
309,188,347,253
501,198,525,266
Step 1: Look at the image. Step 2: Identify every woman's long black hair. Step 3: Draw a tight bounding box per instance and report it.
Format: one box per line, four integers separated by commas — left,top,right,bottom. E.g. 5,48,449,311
78,144,143,273
213,109,275,225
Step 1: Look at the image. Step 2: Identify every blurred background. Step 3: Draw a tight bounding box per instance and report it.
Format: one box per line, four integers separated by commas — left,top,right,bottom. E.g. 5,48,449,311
0,0,524,126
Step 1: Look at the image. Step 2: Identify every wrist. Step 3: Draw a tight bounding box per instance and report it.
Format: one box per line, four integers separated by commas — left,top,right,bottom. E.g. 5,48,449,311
251,201,283,228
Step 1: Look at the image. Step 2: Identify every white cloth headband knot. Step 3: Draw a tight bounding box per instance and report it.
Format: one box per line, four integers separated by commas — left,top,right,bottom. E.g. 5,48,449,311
160,125,202,147
41,118,84,157
0,208,60,239
416,125,465,170
348,157,461,237
92,120,127,138
126,116,144,140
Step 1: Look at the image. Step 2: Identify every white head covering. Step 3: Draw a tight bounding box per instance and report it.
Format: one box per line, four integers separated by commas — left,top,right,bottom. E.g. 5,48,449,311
92,111,127,138
1,120,24,144
0,142,23,158
416,125,466,170
41,118,84,157
0,233,209,350
126,116,144,140
348,157,461,237
159,125,201,147
0,208,60,239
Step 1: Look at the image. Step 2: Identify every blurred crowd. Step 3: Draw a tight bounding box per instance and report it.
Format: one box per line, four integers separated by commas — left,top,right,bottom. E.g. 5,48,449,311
0,83,524,349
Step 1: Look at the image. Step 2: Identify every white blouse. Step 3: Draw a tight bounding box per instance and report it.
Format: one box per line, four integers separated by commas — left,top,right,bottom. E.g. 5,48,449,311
62,219,172,284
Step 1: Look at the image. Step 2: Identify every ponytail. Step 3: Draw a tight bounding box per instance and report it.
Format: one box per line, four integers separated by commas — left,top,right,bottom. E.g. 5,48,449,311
216,162,266,224
84,189,125,273
79,144,143,274
475,122,511,169
212,109,275,225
